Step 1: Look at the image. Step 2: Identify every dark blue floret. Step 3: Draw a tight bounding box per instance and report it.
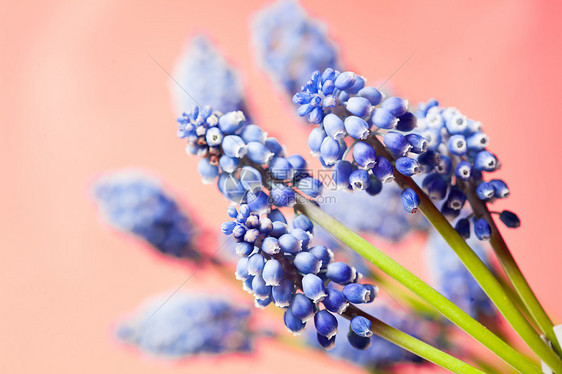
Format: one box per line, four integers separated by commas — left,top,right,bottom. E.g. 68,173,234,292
474,218,492,240
499,210,521,228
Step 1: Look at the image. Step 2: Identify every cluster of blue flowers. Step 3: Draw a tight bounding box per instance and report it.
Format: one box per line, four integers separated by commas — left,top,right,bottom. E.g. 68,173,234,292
172,35,245,114
294,68,437,213
93,171,200,260
177,105,324,208
222,205,379,349
252,0,340,95
307,303,430,369
174,12,431,245
177,106,382,350
116,293,253,358
414,100,520,240
426,231,496,320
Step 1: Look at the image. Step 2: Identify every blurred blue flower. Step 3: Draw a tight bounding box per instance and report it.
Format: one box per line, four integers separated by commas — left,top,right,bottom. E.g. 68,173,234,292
425,230,496,320
307,303,428,369
116,293,253,358
93,170,200,260
319,186,429,242
252,0,340,95
172,35,245,114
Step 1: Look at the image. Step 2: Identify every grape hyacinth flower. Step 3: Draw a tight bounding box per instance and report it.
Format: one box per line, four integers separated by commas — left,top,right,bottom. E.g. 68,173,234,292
116,293,253,358
223,204,379,347
307,303,431,369
164,12,562,367
294,71,562,370
252,0,340,95
172,35,245,114
177,106,381,349
293,68,433,216
178,104,323,208
93,170,200,260
426,231,496,320
414,99,520,240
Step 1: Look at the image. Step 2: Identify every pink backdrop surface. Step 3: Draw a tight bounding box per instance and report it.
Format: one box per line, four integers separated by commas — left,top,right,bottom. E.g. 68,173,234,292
3,0,562,373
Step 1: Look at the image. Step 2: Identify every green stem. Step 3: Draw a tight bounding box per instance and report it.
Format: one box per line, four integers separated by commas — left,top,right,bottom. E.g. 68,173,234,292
460,178,562,356
296,200,540,373
374,270,440,319
472,357,515,374
495,267,541,331
361,268,512,373
368,136,562,370
345,305,486,374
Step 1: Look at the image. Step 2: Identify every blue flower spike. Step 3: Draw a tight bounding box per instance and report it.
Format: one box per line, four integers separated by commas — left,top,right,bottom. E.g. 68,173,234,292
252,0,340,96
172,36,245,114
116,293,253,358
187,108,380,345
412,99,520,242
93,171,199,260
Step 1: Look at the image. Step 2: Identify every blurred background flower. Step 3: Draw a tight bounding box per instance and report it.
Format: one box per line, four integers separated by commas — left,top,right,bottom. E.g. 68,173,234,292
171,35,246,114
116,292,254,358
93,170,200,260
252,0,340,96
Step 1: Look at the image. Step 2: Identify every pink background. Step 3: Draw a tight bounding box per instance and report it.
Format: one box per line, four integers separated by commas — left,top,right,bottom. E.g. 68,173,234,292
3,0,562,372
